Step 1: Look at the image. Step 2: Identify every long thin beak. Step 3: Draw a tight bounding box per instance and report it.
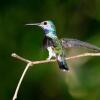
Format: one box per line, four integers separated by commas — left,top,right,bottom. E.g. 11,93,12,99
25,23,40,26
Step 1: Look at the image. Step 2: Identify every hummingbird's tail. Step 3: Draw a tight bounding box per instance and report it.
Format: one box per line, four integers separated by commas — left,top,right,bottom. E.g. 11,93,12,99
56,55,69,71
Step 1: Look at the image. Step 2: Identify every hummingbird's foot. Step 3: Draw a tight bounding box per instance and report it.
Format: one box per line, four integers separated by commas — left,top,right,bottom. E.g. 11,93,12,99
46,54,52,61
46,57,51,61
62,69,69,72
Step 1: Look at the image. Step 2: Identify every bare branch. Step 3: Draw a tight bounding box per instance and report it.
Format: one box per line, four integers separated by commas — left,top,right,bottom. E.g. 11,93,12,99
11,52,100,100
11,53,31,63
12,62,33,100
12,52,100,65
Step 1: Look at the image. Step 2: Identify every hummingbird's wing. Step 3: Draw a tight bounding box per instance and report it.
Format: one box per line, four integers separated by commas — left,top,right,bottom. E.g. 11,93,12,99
43,36,54,48
60,38,100,52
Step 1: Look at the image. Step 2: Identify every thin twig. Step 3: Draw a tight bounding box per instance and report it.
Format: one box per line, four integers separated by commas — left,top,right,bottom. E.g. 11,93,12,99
12,52,100,65
11,52,100,100
11,53,30,63
12,62,33,100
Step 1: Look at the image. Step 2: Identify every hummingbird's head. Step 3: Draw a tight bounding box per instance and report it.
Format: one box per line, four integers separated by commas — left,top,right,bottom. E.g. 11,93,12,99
26,20,56,35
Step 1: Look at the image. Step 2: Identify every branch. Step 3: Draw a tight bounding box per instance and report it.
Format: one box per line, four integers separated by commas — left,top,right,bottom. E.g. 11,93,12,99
12,63,32,100
12,52,100,65
11,52,100,100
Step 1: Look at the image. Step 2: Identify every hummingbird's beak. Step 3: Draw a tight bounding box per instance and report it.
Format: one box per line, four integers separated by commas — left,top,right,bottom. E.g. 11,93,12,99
25,23,40,26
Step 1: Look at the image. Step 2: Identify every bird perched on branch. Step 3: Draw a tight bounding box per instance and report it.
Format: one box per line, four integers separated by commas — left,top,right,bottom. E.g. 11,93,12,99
26,20,100,71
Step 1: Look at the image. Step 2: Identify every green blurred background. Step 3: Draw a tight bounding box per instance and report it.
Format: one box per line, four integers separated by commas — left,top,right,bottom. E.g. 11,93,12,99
0,0,100,100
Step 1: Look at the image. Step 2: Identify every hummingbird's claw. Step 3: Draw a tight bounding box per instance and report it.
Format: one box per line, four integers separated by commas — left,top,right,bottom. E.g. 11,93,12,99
46,54,52,61
46,57,51,61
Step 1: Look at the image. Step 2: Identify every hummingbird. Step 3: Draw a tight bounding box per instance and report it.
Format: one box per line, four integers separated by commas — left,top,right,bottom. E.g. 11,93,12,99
26,20,100,71
26,20,69,71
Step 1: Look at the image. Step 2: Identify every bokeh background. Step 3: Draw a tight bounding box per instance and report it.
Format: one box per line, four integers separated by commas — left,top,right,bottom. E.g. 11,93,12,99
0,0,100,100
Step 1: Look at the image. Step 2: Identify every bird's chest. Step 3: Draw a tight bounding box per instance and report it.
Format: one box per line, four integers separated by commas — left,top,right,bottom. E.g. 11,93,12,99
53,46,62,55
43,36,62,55
53,39,62,55
48,41,62,56
47,46,62,57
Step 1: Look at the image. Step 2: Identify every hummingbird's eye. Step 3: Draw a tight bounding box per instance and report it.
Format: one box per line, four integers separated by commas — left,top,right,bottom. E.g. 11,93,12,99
44,22,47,25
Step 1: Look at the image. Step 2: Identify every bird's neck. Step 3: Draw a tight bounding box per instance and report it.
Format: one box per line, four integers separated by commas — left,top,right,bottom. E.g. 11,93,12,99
45,32,57,40
44,29,57,40
44,29,56,34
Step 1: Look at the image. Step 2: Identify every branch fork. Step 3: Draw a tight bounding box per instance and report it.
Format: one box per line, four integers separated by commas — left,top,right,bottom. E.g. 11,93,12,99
11,52,100,100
